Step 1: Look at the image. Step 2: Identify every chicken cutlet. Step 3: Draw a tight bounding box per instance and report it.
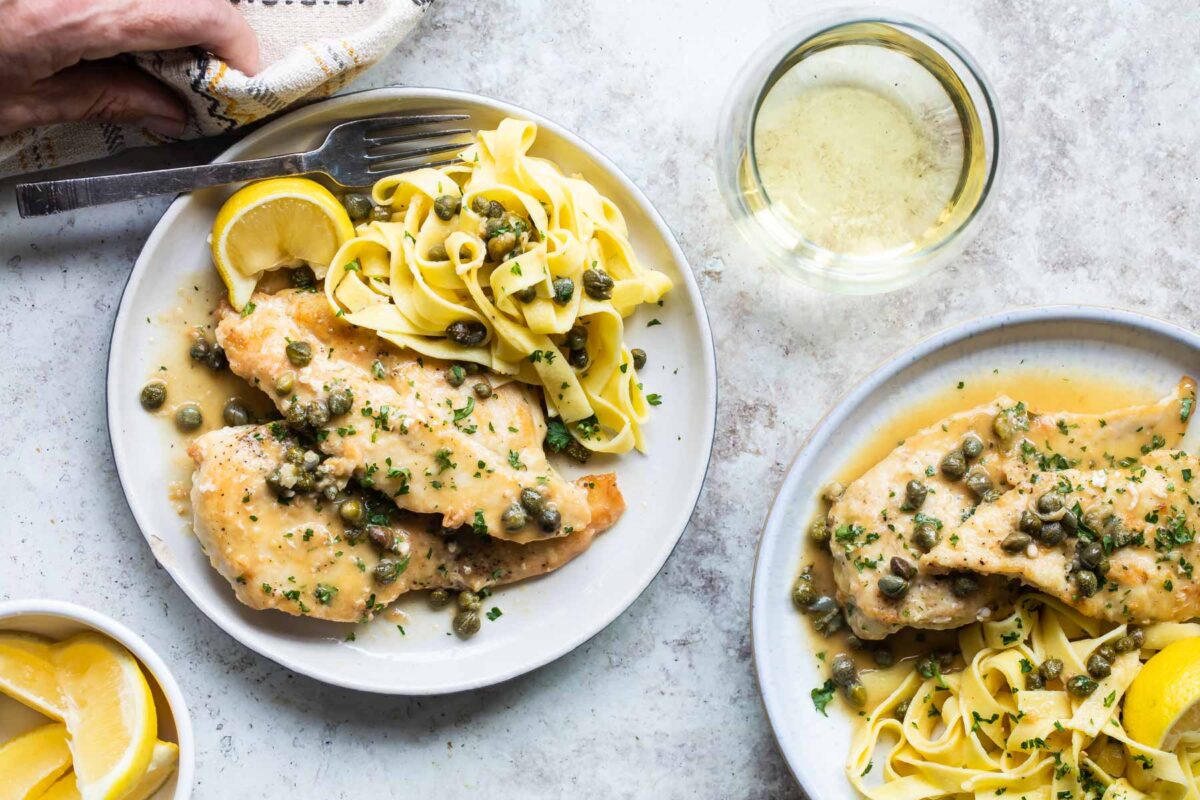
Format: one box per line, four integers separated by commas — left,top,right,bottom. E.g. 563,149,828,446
215,289,591,544
189,425,624,622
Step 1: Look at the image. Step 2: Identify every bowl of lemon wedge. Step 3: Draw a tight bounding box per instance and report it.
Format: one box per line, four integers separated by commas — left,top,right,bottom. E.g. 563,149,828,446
0,600,191,800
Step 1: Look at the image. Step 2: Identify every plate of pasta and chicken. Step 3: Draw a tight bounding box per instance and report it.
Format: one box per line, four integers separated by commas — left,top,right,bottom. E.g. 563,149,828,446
107,89,716,693
752,308,1200,800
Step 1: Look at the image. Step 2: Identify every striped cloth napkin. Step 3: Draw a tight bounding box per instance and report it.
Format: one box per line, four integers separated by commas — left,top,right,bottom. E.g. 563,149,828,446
0,0,432,178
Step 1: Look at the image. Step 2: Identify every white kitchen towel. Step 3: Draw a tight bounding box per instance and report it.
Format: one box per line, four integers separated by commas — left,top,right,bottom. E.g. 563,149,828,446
0,0,433,178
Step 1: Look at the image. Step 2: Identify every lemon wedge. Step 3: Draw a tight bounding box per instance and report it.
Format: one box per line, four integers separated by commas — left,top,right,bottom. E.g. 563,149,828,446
1124,637,1200,749
36,774,79,800
34,741,178,800
0,723,72,800
52,634,156,800
0,632,64,720
211,177,354,310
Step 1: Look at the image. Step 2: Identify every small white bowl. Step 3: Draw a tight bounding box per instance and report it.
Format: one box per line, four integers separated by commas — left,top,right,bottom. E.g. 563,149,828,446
0,600,193,800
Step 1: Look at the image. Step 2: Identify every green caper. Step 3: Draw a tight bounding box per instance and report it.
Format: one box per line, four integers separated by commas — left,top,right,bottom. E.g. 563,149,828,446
470,196,492,215
1039,657,1064,681
878,575,909,599
1096,643,1116,661
1129,627,1145,649
1112,635,1136,653
486,200,505,218
940,449,967,480
285,265,314,289
174,403,203,432
1067,675,1098,697
515,285,537,303
366,525,395,552
445,320,488,347
327,387,353,416
565,324,588,351
482,217,506,240
139,382,167,410
204,345,227,371
895,699,911,718
222,399,250,427
564,440,592,463
487,232,517,262
1025,672,1046,690
274,372,295,396
808,515,831,544
1018,510,1043,537
374,558,402,584
428,243,449,261
903,479,928,511
951,574,979,598
872,648,894,668
1077,541,1103,569
285,340,313,367
434,194,461,221
473,382,493,399
961,433,985,460
305,398,330,428
429,588,451,608
1087,653,1112,679
188,335,210,362
890,556,917,580
993,405,1028,440
830,653,857,686
285,398,308,429
519,487,545,515
538,504,562,533
627,349,647,372
453,609,481,638
458,590,481,610
339,498,365,526
965,466,993,498
913,522,940,552
582,267,614,300
501,503,527,532
1060,508,1079,534
814,609,845,636
999,534,1034,558
807,595,837,616
342,192,372,221
1037,492,1064,515
791,576,818,610
1039,522,1066,546
1073,569,1099,597
916,656,938,680
552,276,574,305
568,348,589,369
446,364,466,387
821,482,845,502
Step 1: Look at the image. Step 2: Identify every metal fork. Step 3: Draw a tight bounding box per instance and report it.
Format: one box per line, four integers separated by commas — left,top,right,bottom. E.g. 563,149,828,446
15,113,472,218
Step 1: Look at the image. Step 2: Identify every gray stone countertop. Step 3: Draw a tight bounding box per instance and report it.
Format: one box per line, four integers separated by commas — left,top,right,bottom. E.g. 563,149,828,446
1,1,1197,797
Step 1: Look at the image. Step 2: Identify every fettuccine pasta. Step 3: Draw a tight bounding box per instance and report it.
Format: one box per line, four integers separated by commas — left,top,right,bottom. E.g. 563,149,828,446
322,118,672,454
846,595,1200,800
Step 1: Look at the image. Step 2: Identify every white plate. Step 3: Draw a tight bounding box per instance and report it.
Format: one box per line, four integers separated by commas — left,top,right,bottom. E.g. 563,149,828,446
751,306,1200,797
0,599,194,800
107,88,716,694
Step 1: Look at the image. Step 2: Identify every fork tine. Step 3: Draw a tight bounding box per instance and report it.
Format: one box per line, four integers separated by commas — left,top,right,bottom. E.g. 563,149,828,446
366,127,472,148
365,140,469,163
363,114,469,133
368,156,464,176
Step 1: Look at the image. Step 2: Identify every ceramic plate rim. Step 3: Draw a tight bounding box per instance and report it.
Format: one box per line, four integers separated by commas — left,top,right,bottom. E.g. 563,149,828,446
750,304,1200,793
106,87,717,694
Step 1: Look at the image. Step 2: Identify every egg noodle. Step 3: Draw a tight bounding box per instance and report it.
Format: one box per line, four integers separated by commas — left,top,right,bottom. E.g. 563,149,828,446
848,595,1200,800
321,118,672,455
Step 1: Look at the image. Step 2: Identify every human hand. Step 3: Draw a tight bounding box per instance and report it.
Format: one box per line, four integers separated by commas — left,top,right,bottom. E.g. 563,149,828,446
0,0,259,138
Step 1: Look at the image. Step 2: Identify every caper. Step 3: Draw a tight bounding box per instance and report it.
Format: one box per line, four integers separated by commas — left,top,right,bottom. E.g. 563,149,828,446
369,204,391,222
174,403,202,432
343,525,366,545
872,648,894,668
965,466,993,498
890,556,917,580
453,609,481,638
940,449,967,480
1097,643,1117,662
374,558,401,584
1060,508,1078,534
538,504,562,533
188,336,210,362
564,440,592,463
895,699,911,718
428,243,449,261
339,499,365,526
434,194,461,221
831,653,857,686
993,405,1028,440
301,450,320,472
582,267,614,300
933,650,955,670
473,382,492,399
559,325,586,353
1085,653,1112,679
342,192,372,221
552,276,574,305
1037,492,1064,515
808,515,831,544
284,445,304,465
274,372,295,396
501,503,528,532
285,398,308,428
487,232,517,262
285,340,313,367
305,398,330,428
1077,541,1103,569
1128,627,1145,649
1067,675,1098,697
458,590,481,611
327,387,353,416
1073,569,1099,597
916,657,938,680
961,433,985,460
445,320,488,347
1039,657,1064,681
515,285,537,303
222,399,250,427
568,348,588,369
878,575,909,599
951,574,979,598
1112,635,1136,653
807,595,838,617
1039,521,1066,546
903,479,928,511
814,610,845,636
139,382,167,410
913,522,940,553
446,364,466,387
821,482,845,502
624,348,646,372
519,487,545,515
204,345,227,371
470,196,492,215
1019,510,1043,537
1025,672,1046,690
429,589,451,608
486,200,505,218
367,525,395,552
1002,532,1033,553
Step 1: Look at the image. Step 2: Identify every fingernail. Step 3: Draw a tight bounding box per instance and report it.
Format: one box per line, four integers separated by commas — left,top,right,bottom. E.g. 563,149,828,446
142,115,187,138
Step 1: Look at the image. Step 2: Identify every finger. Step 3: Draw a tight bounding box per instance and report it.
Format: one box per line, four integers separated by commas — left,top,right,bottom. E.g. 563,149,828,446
0,61,188,137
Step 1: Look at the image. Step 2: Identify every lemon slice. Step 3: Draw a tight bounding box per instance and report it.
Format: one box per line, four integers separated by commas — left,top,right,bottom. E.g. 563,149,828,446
52,634,156,800
211,177,354,310
0,722,72,800
36,774,79,800
1124,637,1200,749
0,632,64,720
35,741,178,800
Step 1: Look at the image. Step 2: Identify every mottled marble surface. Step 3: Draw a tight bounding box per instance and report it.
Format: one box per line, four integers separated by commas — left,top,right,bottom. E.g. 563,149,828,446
1,1,1198,797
